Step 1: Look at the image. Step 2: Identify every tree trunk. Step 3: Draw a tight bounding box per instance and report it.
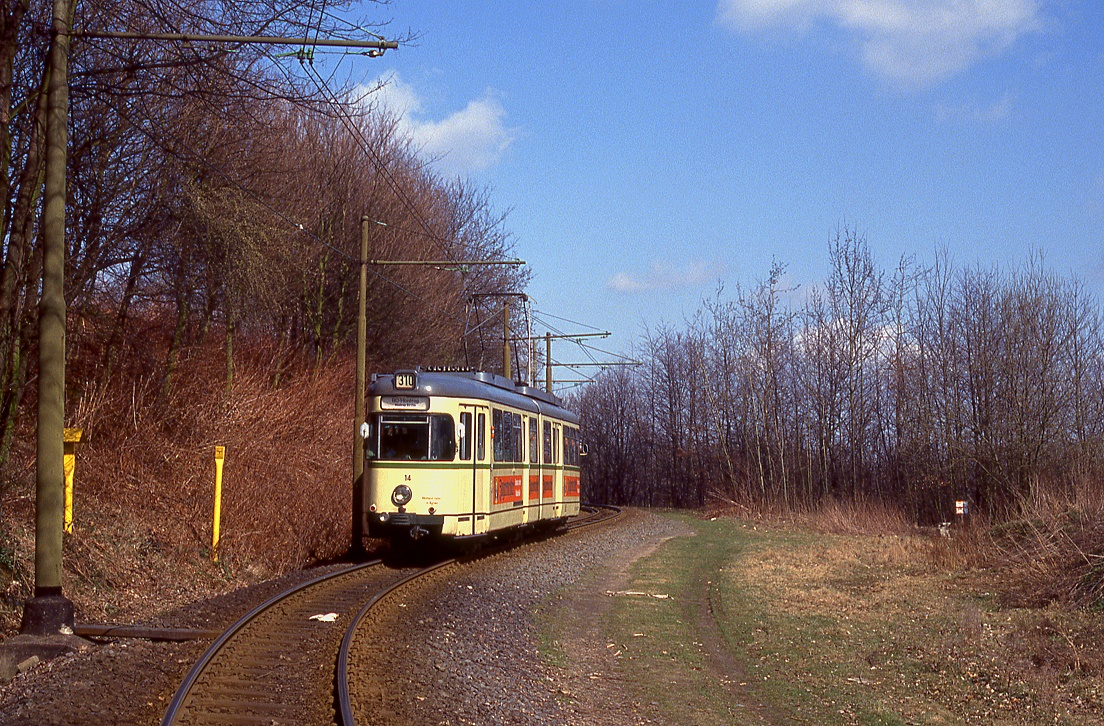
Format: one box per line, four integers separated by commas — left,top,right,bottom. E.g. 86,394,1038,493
161,265,191,400
96,251,146,393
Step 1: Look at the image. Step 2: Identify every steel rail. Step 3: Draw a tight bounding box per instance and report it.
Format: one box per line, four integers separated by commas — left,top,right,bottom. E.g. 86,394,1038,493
336,558,458,726
161,559,382,726
566,502,621,532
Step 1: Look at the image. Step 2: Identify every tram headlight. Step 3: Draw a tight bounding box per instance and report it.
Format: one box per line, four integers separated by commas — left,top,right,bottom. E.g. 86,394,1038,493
391,484,412,506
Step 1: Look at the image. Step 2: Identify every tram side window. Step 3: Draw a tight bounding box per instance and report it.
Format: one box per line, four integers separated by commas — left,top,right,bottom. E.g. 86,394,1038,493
493,409,523,463
529,418,539,464
430,415,456,461
493,409,504,461
459,412,472,461
510,412,522,461
477,413,486,461
364,421,377,459
543,421,552,464
564,428,577,467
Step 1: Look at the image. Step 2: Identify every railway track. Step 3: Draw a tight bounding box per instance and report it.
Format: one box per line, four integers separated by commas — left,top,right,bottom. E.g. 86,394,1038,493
159,561,413,726
162,505,621,726
338,503,621,725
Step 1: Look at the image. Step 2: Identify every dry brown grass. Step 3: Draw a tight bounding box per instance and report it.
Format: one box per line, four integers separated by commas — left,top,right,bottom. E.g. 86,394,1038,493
797,497,917,536
707,493,918,536
0,340,361,635
709,485,1104,609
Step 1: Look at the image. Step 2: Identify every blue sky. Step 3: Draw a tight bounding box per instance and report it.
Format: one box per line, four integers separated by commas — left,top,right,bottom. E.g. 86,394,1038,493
341,1,1104,357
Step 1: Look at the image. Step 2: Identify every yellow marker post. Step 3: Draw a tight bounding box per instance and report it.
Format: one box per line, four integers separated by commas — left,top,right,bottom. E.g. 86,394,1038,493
212,446,225,562
63,428,84,534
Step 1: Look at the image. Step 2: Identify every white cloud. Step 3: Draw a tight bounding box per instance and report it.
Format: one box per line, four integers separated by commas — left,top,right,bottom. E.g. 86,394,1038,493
371,74,422,118
608,260,722,294
717,0,1042,87
369,73,515,176
608,271,650,293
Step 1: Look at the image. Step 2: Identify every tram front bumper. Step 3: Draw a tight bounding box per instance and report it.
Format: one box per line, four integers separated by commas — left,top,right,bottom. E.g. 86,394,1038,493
368,512,444,538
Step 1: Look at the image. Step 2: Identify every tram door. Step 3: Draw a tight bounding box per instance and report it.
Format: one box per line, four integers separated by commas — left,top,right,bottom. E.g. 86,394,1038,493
552,422,562,517
541,420,556,520
460,405,489,536
527,416,540,524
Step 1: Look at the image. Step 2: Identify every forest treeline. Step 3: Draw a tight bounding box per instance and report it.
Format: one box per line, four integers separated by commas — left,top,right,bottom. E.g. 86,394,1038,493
0,0,526,471
576,231,1104,524
5,1,1097,534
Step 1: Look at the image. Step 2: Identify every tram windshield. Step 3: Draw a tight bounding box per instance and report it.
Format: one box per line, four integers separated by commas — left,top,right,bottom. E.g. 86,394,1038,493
372,414,456,461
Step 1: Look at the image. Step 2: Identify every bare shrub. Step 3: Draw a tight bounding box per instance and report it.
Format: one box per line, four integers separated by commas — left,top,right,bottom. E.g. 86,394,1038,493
80,339,355,569
984,476,1104,609
0,333,365,634
706,493,917,537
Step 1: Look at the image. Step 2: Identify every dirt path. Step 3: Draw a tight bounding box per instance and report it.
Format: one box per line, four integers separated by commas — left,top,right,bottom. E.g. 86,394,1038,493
541,511,784,725
696,576,780,724
544,532,678,724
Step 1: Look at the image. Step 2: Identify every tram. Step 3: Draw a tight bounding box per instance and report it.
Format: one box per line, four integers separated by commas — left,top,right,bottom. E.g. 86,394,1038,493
360,368,582,542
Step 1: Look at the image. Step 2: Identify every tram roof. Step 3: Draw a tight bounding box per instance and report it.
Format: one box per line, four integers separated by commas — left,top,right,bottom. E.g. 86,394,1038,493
369,369,579,424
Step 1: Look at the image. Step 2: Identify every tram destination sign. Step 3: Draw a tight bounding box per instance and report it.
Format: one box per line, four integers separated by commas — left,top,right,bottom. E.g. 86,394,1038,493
380,395,430,411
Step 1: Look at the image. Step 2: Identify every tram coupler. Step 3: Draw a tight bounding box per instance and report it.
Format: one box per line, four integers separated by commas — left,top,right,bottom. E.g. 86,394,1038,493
409,525,430,540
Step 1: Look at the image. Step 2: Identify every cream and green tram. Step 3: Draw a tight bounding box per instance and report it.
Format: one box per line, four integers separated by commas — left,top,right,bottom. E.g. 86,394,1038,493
362,368,582,542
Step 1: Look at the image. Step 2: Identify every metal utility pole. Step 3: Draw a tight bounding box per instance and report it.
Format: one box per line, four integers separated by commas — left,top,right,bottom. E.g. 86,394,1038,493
351,217,370,557
72,29,398,53
469,292,527,381
22,0,74,635
512,330,614,394
502,299,512,381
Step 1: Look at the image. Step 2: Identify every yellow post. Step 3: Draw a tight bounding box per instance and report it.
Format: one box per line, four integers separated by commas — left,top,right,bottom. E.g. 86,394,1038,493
212,445,225,562
62,428,84,534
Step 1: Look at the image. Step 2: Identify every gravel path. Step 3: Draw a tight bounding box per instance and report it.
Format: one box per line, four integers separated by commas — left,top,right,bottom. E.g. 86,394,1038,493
352,507,692,725
0,508,690,725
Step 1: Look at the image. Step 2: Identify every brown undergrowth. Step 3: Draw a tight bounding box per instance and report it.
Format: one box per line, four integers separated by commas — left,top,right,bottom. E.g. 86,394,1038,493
707,494,919,536
0,342,360,635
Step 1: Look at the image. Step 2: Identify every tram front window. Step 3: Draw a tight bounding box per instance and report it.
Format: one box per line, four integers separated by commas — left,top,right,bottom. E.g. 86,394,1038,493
376,414,456,461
